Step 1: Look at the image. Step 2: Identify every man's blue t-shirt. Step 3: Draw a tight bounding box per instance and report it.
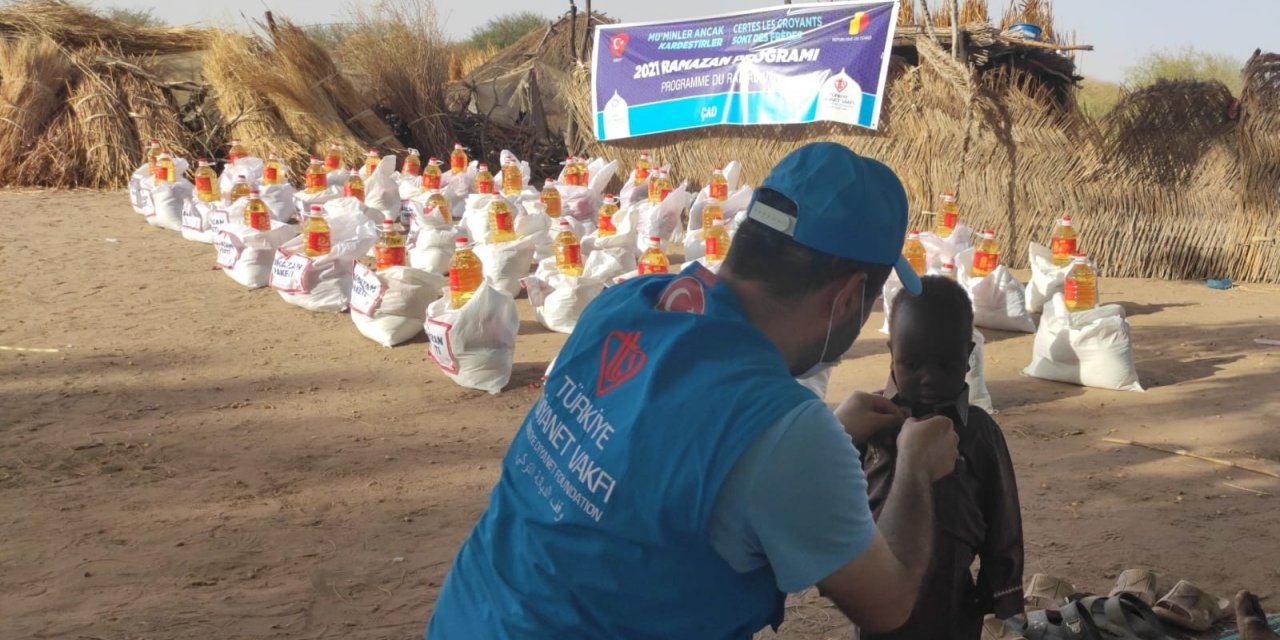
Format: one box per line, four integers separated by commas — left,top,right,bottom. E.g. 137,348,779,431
709,398,878,592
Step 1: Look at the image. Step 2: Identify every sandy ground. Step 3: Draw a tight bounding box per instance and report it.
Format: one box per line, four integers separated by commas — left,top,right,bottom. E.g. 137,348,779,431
2,189,1280,640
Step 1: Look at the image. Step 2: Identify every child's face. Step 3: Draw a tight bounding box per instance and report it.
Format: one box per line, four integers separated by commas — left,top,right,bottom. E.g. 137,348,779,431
889,312,972,408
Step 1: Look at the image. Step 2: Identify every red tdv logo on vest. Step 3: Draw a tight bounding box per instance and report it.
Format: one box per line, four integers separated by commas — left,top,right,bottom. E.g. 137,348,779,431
597,331,646,397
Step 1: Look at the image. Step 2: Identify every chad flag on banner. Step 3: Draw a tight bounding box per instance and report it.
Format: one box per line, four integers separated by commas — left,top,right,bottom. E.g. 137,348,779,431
848,11,870,34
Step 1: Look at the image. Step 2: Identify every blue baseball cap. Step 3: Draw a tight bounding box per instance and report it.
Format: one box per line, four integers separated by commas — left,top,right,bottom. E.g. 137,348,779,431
746,142,921,296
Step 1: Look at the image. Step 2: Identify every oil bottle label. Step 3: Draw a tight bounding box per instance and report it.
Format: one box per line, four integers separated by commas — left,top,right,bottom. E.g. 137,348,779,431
248,210,271,231
1064,278,1078,303
426,319,459,374
155,166,169,182
195,176,212,194
477,180,494,194
324,156,341,171
376,245,405,271
270,251,312,293
598,215,616,233
710,183,728,200
495,212,514,232
705,236,719,258
264,166,278,182
449,267,462,292
659,187,672,201
306,172,327,190
350,263,387,317
1051,237,1077,258
306,230,331,255
344,184,363,199
942,211,957,229
229,153,245,164
638,261,668,275
635,167,650,183
973,251,998,275
563,244,581,266
451,156,466,173
423,175,441,190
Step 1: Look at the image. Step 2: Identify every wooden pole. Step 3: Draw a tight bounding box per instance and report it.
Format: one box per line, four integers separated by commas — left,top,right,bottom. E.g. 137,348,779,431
1102,438,1280,480
950,0,961,60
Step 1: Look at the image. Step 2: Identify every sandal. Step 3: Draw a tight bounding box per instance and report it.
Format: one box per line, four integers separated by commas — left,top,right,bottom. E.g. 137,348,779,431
1079,594,1168,639
1109,570,1160,606
1232,590,1280,640
985,614,1030,640
1026,574,1080,611
1152,580,1232,632
1024,601,1102,640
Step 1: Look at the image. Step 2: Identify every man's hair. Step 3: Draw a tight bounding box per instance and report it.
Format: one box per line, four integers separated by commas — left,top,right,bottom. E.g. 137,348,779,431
890,275,974,340
723,218,893,302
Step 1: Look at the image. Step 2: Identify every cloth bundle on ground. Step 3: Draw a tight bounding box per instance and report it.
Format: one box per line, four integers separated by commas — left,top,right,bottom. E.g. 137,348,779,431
214,215,299,289
349,262,447,347
425,282,520,394
522,254,625,334
955,248,1037,333
269,198,380,312
1026,242,1076,313
919,224,975,272
1024,293,1143,392
405,201,459,276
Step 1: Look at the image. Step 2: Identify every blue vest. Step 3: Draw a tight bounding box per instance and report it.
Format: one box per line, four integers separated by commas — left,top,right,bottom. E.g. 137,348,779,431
429,264,817,639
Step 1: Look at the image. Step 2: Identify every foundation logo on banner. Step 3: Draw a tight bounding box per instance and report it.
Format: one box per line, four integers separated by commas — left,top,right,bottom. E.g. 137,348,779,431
848,11,870,35
609,32,630,58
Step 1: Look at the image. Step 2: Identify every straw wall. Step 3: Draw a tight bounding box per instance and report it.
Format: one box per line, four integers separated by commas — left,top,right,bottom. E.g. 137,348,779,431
567,38,1279,284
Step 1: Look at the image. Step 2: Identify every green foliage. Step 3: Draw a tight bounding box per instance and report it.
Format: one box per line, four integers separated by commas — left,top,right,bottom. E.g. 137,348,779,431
1124,47,1243,95
1077,78,1122,121
97,6,163,27
466,12,547,50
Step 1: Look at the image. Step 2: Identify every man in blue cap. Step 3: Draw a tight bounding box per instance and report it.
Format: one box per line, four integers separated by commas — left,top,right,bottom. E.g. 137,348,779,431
428,142,959,638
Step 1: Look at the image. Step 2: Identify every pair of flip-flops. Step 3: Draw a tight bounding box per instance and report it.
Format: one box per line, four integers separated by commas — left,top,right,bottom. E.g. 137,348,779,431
1013,594,1165,640
1113,570,1234,632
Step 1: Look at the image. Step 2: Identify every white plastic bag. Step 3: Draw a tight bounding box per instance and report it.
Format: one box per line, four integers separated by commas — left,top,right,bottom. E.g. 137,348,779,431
219,157,264,193
258,183,297,222
685,180,753,261
472,237,536,298
363,154,402,218
968,329,994,413
128,165,154,215
956,248,1036,333
918,224,974,272
425,282,520,394
350,262,447,347
270,199,379,312
581,203,639,266
407,204,459,275
1023,293,1142,392
1026,242,1072,313
214,219,298,289
147,180,193,231
522,258,608,334
182,200,234,244
634,183,690,252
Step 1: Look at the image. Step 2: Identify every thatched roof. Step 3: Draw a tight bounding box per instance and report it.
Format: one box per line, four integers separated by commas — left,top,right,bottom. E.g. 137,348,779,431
0,0,209,55
462,11,606,86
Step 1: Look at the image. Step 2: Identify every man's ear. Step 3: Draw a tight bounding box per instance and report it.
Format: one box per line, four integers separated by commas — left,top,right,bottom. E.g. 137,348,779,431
835,271,867,318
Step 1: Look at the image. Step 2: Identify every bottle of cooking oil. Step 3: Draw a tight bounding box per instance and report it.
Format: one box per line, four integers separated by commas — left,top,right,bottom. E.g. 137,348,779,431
541,179,562,217
475,163,495,195
344,166,365,201
146,139,162,175
449,236,483,308
426,189,452,224
935,192,959,238
402,148,422,177
903,229,927,275
305,156,328,194
598,194,619,237
576,156,591,187
702,198,724,234
228,174,251,202
422,157,443,191
194,157,219,203
971,229,1000,278
488,198,518,243
705,219,730,262
449,143,469,174
363,148,380,174
1064,253,1098,312
304,205,332,257
708,167,729,201
324,143,343,172
228,139,248,164
501,159,523,196
634,153,652,185
941,262,957,280
649,169,673,204
375,218,406,271
245,188,272,231
562,156,580,186
156,151,176,183
263,153,284,186
554,219,584,276
1050,215,1079,267
638,236,669,275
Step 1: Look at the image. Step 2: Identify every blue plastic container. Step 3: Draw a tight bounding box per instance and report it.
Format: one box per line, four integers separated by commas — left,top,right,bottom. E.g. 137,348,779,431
1006,23,1043,41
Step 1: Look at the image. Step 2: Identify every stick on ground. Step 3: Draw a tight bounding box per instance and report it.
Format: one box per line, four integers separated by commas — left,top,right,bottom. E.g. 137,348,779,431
1102,437,1280,480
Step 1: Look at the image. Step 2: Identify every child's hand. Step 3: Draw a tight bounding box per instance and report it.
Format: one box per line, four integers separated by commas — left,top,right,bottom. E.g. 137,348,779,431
834,391,905,446
896,415,959,482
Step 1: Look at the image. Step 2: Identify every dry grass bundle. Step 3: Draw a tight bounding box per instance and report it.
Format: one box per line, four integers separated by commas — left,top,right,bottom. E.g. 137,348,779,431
0,0,209,55
456,45,500,81
1101,79,1236,184
68,54,143,188
340,0,454,156
263,13,401,156
202,31,308,169
0,36,77,183
116,60,196,162
960,0,990,24
13,109,82,188
897,0,915,26
1000,0,1056,41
